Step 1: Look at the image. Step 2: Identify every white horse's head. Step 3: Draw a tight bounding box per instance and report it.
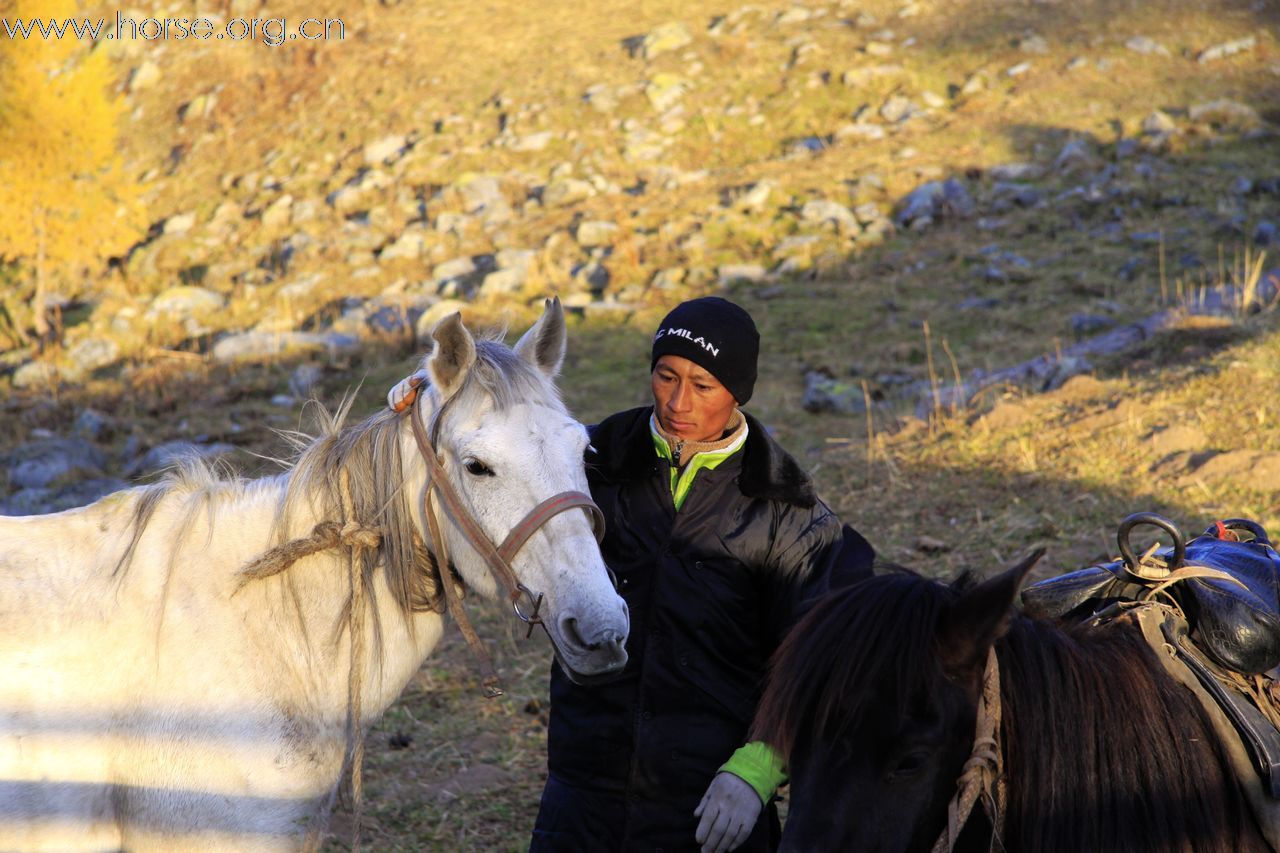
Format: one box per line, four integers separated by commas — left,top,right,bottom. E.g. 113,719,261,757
411,298,629,681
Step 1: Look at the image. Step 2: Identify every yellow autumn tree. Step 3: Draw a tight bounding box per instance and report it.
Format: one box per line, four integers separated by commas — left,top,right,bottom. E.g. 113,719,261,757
0,0,144,348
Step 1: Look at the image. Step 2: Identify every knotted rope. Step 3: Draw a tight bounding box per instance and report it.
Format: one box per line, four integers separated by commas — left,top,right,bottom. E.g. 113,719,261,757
233,469,383,853
234,512,381,589
931,646,1006,853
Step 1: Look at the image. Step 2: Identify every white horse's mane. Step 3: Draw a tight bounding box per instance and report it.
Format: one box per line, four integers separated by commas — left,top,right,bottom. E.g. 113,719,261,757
113,338,566,627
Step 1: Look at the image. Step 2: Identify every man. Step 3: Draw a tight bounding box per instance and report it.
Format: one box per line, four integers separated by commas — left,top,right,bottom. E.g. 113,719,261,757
529,296,875,853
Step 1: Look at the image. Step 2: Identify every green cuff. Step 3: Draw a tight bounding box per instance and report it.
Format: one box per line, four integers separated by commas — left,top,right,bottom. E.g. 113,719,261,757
719,741,787,805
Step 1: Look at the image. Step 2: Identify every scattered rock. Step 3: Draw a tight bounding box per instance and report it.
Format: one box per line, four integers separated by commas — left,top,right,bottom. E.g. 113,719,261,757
124,440,238,478
415,300,470,340
162,212,197,235
1197,35,1256,63
8,438,107,489
1017,34,1049,55
645,73,688,112
1141,110,1178,136
380,227,430,261
210,331,359,364
717,264,767,285
364,134,409,166
148,286,226,323
1125,36,1170,57
576,221,619,248
1070,314,1117,338
0,478,128,517
895,178,975,228
1255,221,1278,248
259,195,294,229
543,178,594,207
571,261,611,294
1053,138,1097,174
11,361,60,390
73,409,113,441
736,180,775,212
509,131,553,152
478,267,528,297
800,199,860,232
879,94,921,124
988,162,1045,181
640,22,693,60
127,60,161,92
801,372,869,415
65,337,121,377
833,123,886,142
289,364,324,399
1188,99,1262,129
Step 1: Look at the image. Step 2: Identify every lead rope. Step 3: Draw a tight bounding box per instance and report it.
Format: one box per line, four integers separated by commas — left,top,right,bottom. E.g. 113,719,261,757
423,486,506,697
931,647,1006,853
341,467,368,853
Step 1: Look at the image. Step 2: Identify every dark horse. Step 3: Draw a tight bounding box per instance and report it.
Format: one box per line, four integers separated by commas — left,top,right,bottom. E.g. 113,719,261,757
752,554,1271,852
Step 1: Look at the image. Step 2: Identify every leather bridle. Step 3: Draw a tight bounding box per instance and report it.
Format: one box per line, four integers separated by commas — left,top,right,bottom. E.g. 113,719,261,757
406,384,607,696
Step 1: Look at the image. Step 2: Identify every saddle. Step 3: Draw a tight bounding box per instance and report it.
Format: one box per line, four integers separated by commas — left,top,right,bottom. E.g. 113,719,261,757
1023,513,1280,674
1023,513,1280,799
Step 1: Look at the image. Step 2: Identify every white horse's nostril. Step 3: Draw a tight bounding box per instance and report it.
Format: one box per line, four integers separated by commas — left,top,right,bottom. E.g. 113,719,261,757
559,615,588,650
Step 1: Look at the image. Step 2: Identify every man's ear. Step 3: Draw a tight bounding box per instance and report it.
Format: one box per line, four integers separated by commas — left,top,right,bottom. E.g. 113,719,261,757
424,312,476,400
514,296,567,378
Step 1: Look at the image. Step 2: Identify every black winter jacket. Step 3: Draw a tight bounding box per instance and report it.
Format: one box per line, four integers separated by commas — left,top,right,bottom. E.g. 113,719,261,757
531,407,874,853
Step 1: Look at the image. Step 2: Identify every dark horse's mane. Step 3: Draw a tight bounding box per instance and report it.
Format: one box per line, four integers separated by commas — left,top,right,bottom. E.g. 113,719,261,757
754,566,1264,853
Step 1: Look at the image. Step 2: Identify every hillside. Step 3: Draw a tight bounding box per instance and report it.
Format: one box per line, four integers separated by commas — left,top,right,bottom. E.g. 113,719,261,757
3,0,1280,848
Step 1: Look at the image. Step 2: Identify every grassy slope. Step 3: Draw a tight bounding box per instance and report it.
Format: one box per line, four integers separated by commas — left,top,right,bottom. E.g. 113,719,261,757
7,0,1280,848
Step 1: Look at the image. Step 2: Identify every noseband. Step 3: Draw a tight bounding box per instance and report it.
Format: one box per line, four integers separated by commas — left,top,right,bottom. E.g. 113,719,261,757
404,383,606,696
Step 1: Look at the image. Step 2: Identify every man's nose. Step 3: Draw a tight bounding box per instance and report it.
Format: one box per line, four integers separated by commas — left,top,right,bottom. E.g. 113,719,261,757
668,382,692,411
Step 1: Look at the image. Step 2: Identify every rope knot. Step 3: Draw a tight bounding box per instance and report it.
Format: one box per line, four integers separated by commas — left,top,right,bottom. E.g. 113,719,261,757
340,521,382,550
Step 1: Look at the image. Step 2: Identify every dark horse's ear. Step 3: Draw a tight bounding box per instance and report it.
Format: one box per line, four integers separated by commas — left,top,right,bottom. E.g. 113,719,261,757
936,548,1045,687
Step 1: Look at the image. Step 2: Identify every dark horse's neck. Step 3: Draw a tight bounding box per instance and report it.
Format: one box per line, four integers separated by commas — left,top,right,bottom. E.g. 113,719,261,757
990,613,1268,853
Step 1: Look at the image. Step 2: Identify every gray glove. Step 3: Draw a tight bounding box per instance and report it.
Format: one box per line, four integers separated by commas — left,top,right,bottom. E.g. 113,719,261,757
693,771,762,853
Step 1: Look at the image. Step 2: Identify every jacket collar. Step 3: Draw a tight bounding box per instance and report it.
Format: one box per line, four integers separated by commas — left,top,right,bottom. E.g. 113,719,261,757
587,406,818,509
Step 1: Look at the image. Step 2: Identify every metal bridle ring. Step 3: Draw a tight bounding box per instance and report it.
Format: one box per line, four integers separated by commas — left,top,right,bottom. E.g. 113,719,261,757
513,584,545,639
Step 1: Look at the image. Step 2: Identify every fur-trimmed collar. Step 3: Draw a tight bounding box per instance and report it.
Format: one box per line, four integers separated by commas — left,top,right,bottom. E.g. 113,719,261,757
587,406,818,508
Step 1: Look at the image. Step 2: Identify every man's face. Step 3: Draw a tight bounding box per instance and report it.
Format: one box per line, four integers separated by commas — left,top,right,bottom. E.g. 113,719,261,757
651,355,738,444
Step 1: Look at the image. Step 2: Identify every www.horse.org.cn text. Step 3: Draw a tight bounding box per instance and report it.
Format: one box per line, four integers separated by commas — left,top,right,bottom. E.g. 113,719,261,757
1,12,346,47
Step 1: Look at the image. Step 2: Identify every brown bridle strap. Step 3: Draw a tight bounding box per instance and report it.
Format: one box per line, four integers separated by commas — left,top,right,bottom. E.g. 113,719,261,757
498,492,605,563
406,385,605,694
931,646,1006,853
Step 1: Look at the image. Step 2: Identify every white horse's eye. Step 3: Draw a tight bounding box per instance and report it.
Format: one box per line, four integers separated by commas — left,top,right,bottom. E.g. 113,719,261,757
463,458,495,477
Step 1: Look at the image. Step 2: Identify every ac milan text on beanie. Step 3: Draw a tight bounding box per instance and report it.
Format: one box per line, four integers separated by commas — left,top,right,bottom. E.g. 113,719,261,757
650,297,760,404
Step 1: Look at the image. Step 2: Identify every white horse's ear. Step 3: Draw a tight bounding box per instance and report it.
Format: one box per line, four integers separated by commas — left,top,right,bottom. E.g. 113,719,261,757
513,296,567,378
425,312,476,400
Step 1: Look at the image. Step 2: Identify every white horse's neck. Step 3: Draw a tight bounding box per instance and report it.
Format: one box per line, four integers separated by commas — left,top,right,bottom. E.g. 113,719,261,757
225,464,445,726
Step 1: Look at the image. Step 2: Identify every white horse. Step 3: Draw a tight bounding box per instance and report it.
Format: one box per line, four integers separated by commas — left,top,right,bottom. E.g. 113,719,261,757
0,298,629,851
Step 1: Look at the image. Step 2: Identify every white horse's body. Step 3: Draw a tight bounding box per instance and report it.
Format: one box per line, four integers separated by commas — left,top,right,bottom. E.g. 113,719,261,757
0,301,628,850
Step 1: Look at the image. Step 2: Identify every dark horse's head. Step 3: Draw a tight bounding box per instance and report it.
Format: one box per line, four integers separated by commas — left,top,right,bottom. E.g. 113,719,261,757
754,553,1266,853
752,554,1038,853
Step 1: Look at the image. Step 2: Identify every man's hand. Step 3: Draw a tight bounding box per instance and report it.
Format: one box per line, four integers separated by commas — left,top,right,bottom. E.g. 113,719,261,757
693,771,762,853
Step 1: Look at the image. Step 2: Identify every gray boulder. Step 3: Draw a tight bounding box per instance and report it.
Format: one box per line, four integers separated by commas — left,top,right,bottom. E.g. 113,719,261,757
895,178,975,228
8,438,107,489
124,440,238,478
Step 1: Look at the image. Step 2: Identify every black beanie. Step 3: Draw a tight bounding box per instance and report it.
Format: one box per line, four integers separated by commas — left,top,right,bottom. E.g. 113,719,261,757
650,297,759,404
